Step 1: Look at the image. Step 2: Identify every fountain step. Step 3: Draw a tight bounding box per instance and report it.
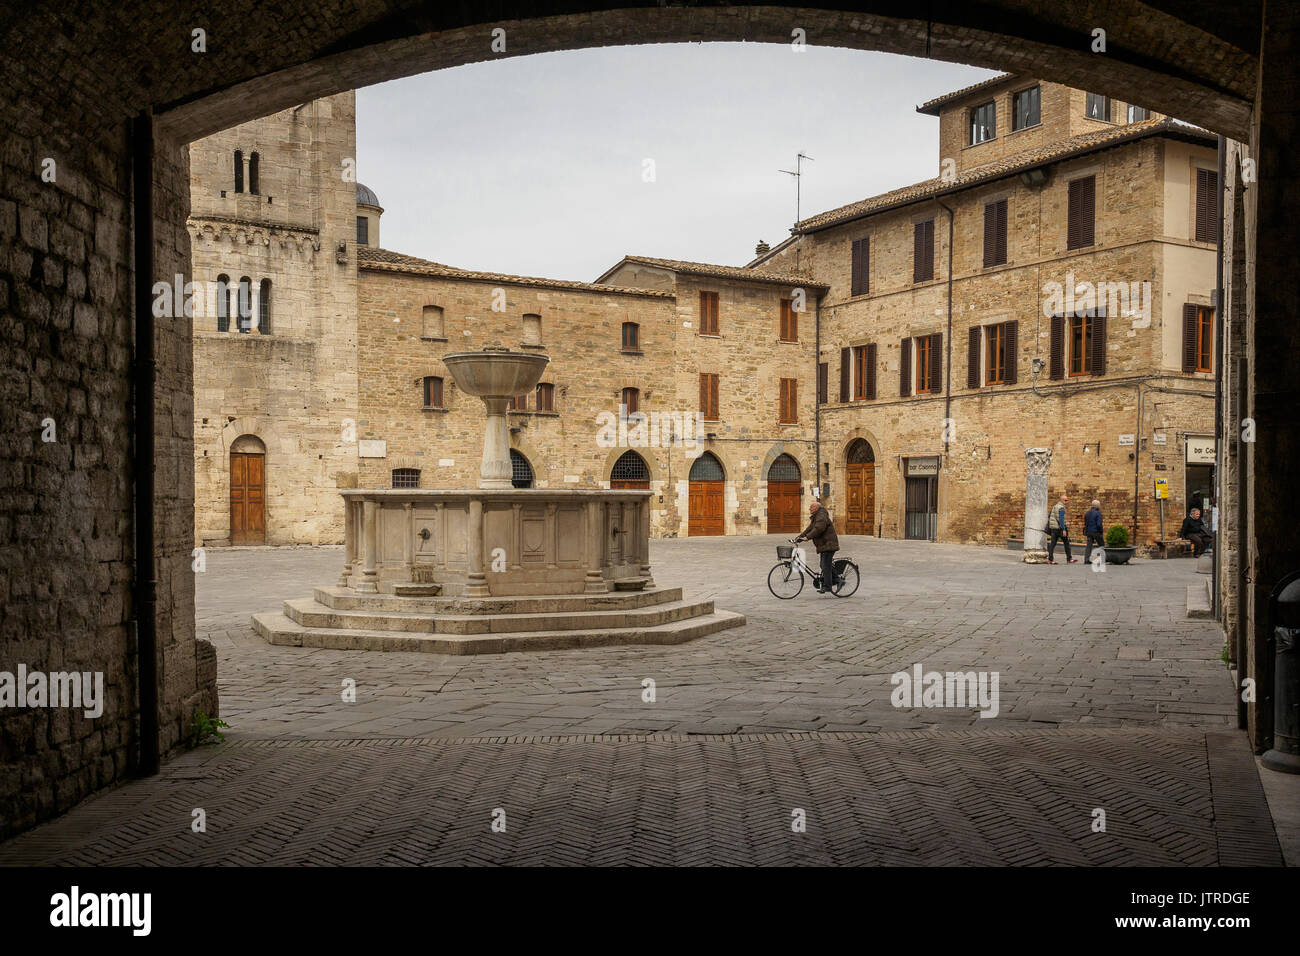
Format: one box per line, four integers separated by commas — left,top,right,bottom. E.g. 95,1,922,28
392,582,442,597
251,608,746,655
284,596,716,634
312,586,682,615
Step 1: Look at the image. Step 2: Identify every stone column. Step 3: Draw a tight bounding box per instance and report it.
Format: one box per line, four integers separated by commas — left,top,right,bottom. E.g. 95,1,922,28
403,501,414,580
338,498,354,587
465,497,489,597
1022,448,1052,564
584,500,608,593
357,498,379,593
479,396,513,489
640,494,656,588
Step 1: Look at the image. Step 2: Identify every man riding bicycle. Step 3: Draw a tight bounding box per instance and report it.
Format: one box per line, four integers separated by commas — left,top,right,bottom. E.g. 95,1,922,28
794,499,840,594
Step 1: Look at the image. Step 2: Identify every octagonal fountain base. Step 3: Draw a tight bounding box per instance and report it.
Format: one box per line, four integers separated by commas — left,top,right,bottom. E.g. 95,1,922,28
250,488,745,654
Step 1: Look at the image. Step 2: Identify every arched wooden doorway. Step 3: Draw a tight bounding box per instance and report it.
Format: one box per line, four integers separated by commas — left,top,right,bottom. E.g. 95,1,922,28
845,439,875,536
510,449,534,489
610,449,650,490
687,452,725,536
229,434,266,545
766,454,802,534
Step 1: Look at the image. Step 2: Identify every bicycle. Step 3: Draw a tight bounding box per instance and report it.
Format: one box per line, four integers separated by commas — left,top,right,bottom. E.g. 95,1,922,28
767,538,860,599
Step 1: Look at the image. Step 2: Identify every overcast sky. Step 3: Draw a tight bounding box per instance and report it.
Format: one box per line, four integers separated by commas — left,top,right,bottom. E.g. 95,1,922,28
356,44,995,281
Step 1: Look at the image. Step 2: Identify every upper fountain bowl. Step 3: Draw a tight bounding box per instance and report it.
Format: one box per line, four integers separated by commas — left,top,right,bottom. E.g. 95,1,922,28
443,347,550,398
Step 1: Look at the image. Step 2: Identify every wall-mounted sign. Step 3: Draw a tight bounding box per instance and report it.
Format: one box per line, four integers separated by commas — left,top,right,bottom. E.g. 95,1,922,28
1152,431,1167,445
906,456,940,477
1186,435,1216,464
1117,434,1135,446
1154,477,1169,499
358,440,387,458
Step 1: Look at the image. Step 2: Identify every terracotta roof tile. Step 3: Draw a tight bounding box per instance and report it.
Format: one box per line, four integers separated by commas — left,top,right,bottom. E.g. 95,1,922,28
602,255,826,289
916,73,1016,115
796,118,1213,233
357,246,675,298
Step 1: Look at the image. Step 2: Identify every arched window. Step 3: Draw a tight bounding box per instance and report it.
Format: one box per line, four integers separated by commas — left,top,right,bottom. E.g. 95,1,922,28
258,279,271,334
391,468,420,489
237,276,252,332
846,439,875,464
611,450,650,482
249,152,260,195
522,313,542,346
622,322,639,350
422,305,444,339
216,274,230,332
510,449,534,489
688,452,725,481
233,150,243,193
767,454,801,481
621,387,640,415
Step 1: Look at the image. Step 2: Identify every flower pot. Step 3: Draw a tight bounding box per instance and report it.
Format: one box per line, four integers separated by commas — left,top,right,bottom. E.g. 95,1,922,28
1103,546,1137,565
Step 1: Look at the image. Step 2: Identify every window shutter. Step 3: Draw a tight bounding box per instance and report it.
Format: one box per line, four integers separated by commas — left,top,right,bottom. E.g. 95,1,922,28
1049,315,1065,380
925,221,935,278
840,347,850,402
1005,320,1019,384
900,338,912,397
710,374,719,421
851,238,870,296
1182,304,1198,371
866,343,877,399
967,326,982,388
996,200,1007,264
983,203,996,267
1089,313,1107,375
1069,176,1095,249
913,221,934,282
1195,169,1218,243
699,372,708,415
929,332,943,392
788,379,796,422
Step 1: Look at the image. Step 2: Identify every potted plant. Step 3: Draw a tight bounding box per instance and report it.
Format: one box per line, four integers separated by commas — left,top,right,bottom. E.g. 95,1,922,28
1103,524,1137,565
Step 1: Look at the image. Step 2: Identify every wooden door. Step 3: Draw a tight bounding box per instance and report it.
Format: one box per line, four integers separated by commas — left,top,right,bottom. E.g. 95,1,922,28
767,481,803,534
688,481,724,536
230,452,265,545
845,463,875,535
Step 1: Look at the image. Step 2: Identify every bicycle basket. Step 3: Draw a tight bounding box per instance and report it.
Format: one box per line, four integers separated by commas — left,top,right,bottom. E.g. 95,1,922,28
776,545,794,559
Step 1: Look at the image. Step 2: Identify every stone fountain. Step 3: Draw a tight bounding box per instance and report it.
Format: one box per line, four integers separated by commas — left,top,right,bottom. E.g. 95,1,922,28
251,346,744,653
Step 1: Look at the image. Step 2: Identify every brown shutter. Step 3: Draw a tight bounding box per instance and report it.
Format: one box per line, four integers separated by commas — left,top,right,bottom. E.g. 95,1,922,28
925,221,935,278
1195,169,1218,243
788,379,797,422
996,200,1007,264
1069,176,1095,249
1005,320,1019,384
839,347,850,402
851,238,870,296
1049,315,1065,380
900,338,912,397
699,372,708,415
1182,304,1198,371
929,332,943,393
866,343,877,399
1089,313,1107,375
710,374,719,421
913,220,934,282
983,203,996,267
1081,177,1095,247
967,326,982,388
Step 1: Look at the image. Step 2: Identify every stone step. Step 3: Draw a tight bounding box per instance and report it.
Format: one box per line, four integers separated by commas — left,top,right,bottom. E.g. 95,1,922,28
1186,582,1213,618
312,585,682,614
251,608,746,655
392,582,442,596
284,596,715,634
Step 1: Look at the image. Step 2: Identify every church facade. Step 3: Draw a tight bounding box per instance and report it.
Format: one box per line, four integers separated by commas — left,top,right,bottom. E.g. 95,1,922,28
189,75,1217,551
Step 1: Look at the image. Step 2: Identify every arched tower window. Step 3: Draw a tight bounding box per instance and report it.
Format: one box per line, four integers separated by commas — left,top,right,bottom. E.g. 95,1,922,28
233,150,243,193
258,279,271,334
249,152,260,195
216,274,230,332
237,276,252,332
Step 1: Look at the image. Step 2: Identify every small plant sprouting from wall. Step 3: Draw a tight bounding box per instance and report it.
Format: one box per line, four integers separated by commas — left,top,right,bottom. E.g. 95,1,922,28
188,710,230,748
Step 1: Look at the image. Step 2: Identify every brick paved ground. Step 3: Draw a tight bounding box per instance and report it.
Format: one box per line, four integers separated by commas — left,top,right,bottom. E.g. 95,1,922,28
1,536,1283,865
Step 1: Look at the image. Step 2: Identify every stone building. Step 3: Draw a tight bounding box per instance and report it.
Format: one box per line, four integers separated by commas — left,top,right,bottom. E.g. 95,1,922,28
752,75,1217,548
190,74,1215,552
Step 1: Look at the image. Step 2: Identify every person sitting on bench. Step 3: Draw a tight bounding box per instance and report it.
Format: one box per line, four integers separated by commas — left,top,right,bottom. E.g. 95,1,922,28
1179,507,1213,558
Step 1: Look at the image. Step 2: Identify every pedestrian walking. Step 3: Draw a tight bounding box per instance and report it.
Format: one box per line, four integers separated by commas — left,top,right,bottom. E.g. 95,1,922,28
1083,498,1105,564
1047,494,1077,564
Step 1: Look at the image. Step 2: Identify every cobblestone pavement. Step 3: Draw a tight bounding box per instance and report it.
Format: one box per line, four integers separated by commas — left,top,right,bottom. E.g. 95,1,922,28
4,537,1281,866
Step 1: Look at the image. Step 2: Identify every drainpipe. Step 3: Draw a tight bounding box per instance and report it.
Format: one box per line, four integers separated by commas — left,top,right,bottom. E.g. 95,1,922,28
936,201,955,544
814,286,821,502
131,110,159,777
1213,134,1226,620
1133,383,1142,543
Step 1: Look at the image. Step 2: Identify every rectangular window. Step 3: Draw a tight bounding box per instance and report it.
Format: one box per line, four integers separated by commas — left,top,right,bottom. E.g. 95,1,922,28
699,372,720,421
509,393,527,411
852,345,869,400
779,378,798,424
913,219,935,283
622,321,639,350
969,101,996,144
423,376,443,409
356,216,369,245
1067,176,1096,250
817,362,828,404
622,386,639,414
1012,86,1041,130
779,298,797,342
983,199,1008,267
698,291,720,335
1196,307,1214,372
1069,314,1092,376
850,237,870,296
915,336,933,393
985,324,1006,384
535,382,555,412
1127,104,1149,123
392,468,420,489
1085,93,1111,121
1195,168,1218,243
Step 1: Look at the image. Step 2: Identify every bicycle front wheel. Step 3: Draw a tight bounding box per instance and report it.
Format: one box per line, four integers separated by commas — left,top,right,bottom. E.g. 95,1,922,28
767,561,804,599
831,560,860,598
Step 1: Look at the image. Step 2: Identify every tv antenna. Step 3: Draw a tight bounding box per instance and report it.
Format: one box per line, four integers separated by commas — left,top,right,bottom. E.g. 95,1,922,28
779,152,814,226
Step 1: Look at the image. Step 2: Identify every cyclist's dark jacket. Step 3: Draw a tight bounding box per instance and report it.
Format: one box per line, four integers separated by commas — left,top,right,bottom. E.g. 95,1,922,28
799,507,840,553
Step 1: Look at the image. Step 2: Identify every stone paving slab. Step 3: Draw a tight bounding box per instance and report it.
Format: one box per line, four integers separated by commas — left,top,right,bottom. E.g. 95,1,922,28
0,728,1279,866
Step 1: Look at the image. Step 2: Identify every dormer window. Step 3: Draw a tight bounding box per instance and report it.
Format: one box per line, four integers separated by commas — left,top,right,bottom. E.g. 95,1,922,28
1012,86,1040,131
969,102,995,145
